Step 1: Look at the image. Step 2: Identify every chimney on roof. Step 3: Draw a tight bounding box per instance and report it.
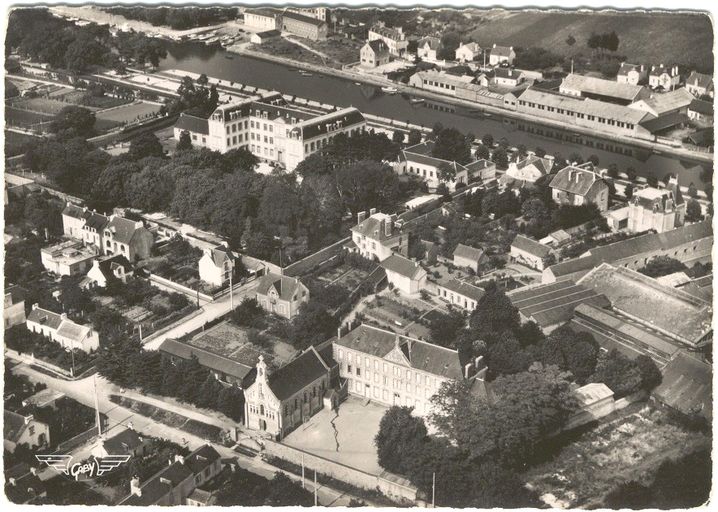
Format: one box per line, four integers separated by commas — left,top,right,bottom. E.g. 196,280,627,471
174,454,185,465
32,303,39,311
357,211,366,224
385,220,392,237
369,207,377,216
130,476,142,496
60,313,67,321
24,414,34,425
464,362,473,379
394,333,401,349
493,43,496,48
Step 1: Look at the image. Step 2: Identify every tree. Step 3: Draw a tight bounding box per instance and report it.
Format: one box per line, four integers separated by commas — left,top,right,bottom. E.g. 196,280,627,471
429,310,465,348
232,297,266,328
375,406,427,474
437,162,456,184
539,324,599,383
50,106,96,139
468,283,519,337
566,34,576,46
491,147,509,170
486,332,530,377
177,131,193,151
392,130,405,144
128,132,164,160
481,133,494,147
407,128,422,146
624,182,634,200
289,300,338,350
590,349,642,398
432,127,471,164
638,256,687,278
475,144,490,160
335,160,401,217
686,199,703,222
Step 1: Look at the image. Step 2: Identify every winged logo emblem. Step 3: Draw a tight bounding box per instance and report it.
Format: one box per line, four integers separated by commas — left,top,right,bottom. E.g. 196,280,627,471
36,454,73,475
36,454,130,480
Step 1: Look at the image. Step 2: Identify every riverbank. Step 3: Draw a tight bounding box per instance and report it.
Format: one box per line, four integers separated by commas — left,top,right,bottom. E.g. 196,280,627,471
229,45,713,165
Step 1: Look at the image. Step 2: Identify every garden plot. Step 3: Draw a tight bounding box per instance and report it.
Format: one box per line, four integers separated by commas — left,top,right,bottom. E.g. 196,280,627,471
315,263,371,292
95,100,160,125
524,405,711,509
363,293,435,339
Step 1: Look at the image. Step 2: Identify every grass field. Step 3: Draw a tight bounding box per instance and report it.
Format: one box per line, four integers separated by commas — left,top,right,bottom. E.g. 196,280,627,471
5,130,42,156
11,96,95,114
95,101,160,124
467,10,713,71
5,106,55,128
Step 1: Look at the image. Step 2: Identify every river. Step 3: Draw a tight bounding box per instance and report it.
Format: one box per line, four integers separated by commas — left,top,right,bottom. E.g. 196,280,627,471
158,42,710,189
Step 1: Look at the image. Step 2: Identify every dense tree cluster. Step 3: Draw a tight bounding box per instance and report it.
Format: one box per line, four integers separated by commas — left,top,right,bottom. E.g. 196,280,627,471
216,469,313,506
514,47,564,70
7,9,166,73
104,6,239,30
587,31,620,52
638,256,688,278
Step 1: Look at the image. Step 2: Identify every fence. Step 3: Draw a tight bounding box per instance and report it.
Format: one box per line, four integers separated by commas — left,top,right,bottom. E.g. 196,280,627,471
148,273,214,303
283,237,350,277
262,439,420,503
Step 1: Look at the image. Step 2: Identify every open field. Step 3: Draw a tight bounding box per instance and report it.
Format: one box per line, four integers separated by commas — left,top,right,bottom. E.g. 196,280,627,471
249,39,326,67
95,101,161,124
467,10,713,71
524,405,711,508
316,264,372,292
299,36,365,65
10,96,91,114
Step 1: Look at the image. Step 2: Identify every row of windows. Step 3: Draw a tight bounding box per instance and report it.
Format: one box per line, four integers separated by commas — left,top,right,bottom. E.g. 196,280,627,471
518,100,635,130
345,364,436,397
408,166,436,179
348,379,429,411
337,349,438,388
225,120,249,134
425,80,457,91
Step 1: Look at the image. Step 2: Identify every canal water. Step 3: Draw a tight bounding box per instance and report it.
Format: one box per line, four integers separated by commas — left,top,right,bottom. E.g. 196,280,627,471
158,42,710,189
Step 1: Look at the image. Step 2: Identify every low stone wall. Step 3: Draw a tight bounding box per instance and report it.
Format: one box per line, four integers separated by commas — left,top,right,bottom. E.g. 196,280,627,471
263,439,419,503
148,273,213,303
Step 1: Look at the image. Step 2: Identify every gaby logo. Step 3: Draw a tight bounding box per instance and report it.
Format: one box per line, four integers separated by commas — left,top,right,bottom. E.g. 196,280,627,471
36,455,130,481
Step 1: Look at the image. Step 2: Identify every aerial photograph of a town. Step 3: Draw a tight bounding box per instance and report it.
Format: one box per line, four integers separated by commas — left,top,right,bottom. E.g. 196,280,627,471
1,0,714,508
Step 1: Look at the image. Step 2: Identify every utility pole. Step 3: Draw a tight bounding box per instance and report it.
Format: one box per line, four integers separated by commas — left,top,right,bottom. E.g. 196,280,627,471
229,260,234,310
138,323,143,343
432,472,436,508
69,337,75,377
314,470,318,506
93,374,102,436
301,453,305,489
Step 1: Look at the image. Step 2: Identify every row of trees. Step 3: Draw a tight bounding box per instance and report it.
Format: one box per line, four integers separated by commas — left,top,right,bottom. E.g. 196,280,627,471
104,6,239,30
8,8,166,73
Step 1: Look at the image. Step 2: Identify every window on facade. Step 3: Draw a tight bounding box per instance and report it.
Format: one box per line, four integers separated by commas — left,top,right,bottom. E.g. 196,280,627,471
356,367,362,377
348,364,353,374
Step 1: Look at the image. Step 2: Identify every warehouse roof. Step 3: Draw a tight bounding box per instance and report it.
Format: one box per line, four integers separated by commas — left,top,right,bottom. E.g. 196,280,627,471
561,73,647,101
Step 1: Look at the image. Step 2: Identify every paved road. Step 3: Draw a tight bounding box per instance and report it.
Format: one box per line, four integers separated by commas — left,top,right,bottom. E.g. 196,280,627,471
142,279,259,350
9,359,363,506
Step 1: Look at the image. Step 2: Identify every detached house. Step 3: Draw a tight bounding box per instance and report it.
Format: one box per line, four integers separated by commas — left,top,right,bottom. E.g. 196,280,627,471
4,411,50,453
433,279,485,311
489,44,515,66
85,254,133,288
616,62,647,86
26,304,100,353
455,42,481,63
627,179,685,233
549,163,609,212
61,203,90,239
648,64,681,91
102,216,154,262
4,285,26,330
368,24,408,56
255,273,309,319
510,235,553,270
453,243,486,273
381,253,427,295
199,245,236,288
347,210,408,262
500,153,553,187
417,36,440,61
244,348,333,439
685,71,714,98
360,40,390,68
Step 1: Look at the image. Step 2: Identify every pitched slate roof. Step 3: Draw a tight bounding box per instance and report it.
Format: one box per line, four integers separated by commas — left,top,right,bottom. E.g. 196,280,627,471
27,307,63,330
639,112,690,133
549,164,605,196
106,217,145,245
102,428,145,455
56,321,92,342
453,243,484,262
184,444,221,474
518,154,553,174
267,347,329,400
419,36,440,50
381,253,425,279
508,280,610,329
494,67,521,80
282,10,326,27
5,284,26,305
289,107,365,140
491,45,513,57
352,212,396,242
633,88,693,115
175,113,209,135
256,273,306,302
4,411,28,443
255,29,281,38
617,62,643,77
652,351,712,421
366,39,389,55
520,87,651,125
649,64,679,77
208,246,234,268
62,203,89,220
369,25,404,41
577,263,712,346
457,42,481,53
4,463,45,504
84,212,109,231
120,460,193,505
511,234,551,258
439,279,485,302
562,73,646,101
158,338,256,381
686,71,713,90
96,254,133,279
689,98,714,116
335,324,463,380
